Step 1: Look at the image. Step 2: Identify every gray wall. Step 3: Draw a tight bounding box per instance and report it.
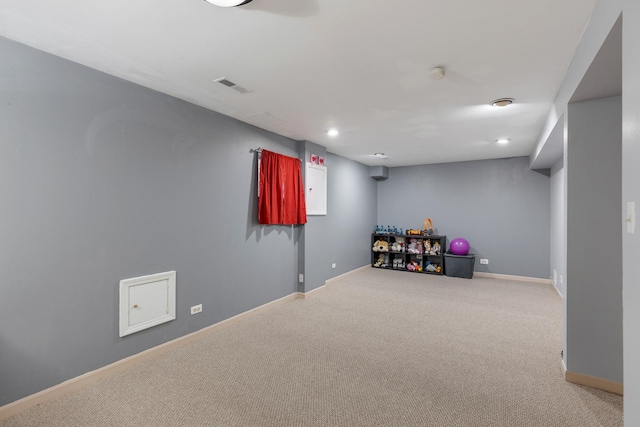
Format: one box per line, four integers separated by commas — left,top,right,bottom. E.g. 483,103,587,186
565,96,622,383
377,157,551,278
0,36,371,405
550,159,566,297
306,153,376,291
532,2,640,421
299,142,377,292
623,0,640,421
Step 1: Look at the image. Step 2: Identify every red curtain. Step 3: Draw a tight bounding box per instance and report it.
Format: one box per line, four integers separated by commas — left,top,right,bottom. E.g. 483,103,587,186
258,150,307,225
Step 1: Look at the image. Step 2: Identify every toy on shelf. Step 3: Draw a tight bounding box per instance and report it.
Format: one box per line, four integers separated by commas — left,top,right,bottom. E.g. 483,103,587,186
407,238,422,254
432,241,441,255
407,261,421,272
424,239,432,254
390,236,405,252
372,240,389,252
423,218,434,236
374,254,385,267
393,258,406,269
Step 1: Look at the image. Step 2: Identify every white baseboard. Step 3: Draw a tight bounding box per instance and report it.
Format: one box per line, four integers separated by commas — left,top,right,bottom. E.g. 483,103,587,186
297,265,369,298
561,359,623,395
474,271,552,285
325,265,370,286
550,282,564,299
0,291,300,421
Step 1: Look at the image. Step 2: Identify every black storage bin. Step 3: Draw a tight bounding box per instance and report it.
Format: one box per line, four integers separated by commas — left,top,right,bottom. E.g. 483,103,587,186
444,252,475,279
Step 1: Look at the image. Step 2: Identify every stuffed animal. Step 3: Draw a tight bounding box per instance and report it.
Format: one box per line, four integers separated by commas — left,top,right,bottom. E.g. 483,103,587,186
424,239,432,254
407,261,421,271
407,238,422,254
374,253,385,267
372,240,389,252
432,241,441,255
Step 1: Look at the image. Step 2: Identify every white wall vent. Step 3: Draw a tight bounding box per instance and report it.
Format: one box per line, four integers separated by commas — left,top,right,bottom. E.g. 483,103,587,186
119,271,176,337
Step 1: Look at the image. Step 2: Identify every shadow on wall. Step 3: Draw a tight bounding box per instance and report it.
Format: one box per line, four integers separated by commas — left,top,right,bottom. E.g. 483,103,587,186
245,0,319,17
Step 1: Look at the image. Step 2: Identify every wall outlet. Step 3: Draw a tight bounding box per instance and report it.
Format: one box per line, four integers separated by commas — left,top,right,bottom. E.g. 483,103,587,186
560,275,564,284
298,274,304,283
331,263,336,269
480,259,489,265
190,304,203,315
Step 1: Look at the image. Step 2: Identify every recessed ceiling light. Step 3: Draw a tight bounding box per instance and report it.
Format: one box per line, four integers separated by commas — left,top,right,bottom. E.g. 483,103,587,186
326,129,339,137
374,153,388,159
496,138,511,144
490,98,515,107
204,0,253,7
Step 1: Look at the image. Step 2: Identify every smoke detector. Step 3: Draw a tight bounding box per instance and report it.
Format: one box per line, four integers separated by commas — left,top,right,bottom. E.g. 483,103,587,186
204,0,253,7
430,67,445,80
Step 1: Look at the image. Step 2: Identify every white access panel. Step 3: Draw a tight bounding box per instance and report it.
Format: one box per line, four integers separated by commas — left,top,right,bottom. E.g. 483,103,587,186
306,163,327,215
119,271,176,337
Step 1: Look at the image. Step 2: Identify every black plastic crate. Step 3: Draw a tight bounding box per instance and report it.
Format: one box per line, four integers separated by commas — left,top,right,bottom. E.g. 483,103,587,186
444,252,475,279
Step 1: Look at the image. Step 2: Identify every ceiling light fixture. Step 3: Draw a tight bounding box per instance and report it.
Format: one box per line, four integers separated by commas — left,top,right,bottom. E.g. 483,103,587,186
496,138,511,144
326,129,339,137
374,153,388,159
491,98,514,107
204,0,253,7
430,67,445,80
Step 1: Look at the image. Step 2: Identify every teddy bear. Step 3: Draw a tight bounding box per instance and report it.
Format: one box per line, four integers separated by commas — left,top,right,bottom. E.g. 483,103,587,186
372,240,389,252
407,238,422,254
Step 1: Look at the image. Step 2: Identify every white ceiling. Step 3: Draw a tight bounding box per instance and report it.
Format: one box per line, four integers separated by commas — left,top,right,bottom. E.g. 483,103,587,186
0,0,597,167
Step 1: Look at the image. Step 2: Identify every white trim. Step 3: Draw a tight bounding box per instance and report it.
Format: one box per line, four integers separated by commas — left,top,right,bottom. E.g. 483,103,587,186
561,359,623,395
474,271,552,285
295,285,326,299
550,282,564,299
325,265,370,286
0,291,299,420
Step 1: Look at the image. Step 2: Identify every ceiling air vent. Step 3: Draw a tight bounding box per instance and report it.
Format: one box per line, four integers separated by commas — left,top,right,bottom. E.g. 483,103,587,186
214,77,251,94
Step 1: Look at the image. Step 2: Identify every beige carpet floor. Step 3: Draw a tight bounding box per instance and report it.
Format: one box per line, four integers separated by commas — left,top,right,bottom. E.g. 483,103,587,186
1,268,623,426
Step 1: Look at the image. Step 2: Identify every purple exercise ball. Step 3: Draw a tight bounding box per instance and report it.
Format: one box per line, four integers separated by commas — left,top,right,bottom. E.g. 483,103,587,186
450,238,470,255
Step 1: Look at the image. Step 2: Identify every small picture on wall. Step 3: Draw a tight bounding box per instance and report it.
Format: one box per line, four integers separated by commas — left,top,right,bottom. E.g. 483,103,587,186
318,156,325,166
310,153,317,164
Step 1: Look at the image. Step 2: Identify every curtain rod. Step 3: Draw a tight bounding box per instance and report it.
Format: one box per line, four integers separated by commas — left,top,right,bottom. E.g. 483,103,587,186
250,147,301,162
